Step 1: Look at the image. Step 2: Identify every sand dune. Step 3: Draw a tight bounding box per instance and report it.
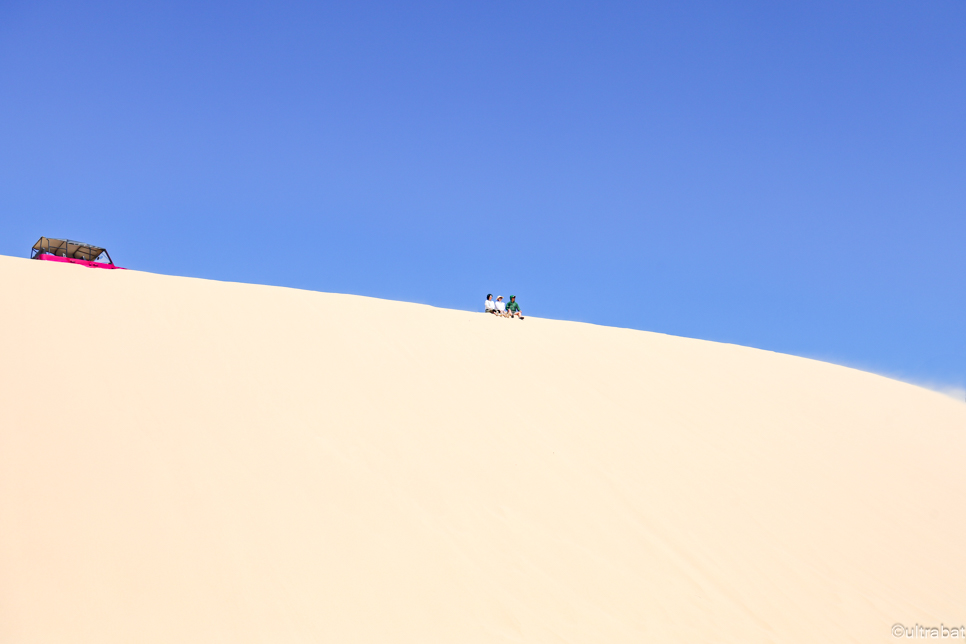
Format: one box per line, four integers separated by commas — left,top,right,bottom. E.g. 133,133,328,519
0,254,963,643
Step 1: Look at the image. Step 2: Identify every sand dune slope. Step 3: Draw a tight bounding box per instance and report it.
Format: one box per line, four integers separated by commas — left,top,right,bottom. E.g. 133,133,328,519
0,255,964,643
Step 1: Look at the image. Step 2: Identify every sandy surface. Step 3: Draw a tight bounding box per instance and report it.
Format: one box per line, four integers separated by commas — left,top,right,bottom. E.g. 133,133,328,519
1,254,964,643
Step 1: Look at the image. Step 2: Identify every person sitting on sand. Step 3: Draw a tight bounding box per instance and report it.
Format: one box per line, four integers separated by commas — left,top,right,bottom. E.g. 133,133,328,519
506,295,523,319
484,294,497,314
495,296,507,316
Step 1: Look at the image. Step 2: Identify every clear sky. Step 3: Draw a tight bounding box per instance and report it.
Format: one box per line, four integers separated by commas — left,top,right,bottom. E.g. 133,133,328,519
1,1,963,391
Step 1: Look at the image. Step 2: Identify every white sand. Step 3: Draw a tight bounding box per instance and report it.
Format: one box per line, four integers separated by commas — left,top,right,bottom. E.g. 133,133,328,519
1,254,963,643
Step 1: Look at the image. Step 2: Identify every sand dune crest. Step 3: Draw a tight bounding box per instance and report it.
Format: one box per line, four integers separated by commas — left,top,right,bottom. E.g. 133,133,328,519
1,255,963,643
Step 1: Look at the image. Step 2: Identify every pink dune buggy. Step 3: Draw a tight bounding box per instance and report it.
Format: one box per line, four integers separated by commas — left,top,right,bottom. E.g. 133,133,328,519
31,237,124,270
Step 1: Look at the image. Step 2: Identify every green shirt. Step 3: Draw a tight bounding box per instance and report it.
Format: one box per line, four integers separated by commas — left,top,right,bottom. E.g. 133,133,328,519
507,300,521,312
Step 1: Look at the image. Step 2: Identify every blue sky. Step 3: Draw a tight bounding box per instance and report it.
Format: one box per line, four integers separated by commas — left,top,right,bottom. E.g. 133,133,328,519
1,0,963,390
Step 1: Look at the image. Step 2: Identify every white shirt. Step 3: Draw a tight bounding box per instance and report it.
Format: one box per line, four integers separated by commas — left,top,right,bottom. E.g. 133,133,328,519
485,299,495,311
495,300,506,312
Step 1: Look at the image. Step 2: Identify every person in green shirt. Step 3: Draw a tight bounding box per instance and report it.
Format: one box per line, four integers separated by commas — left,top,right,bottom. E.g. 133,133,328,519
506,295,524,319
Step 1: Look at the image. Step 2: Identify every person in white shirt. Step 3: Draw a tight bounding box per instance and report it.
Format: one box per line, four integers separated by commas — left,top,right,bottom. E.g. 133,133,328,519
484,294,497,313
495,295,507,316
